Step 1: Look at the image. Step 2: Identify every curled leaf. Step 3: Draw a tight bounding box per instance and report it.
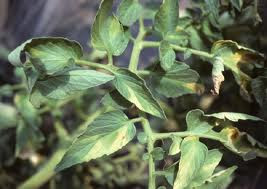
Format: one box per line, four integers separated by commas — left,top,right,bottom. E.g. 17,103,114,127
211,57,224,95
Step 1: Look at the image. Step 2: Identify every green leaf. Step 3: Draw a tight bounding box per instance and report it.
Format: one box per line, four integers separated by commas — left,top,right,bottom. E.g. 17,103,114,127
164,162,178,186
152,61,204,98
9,38,83,75
169,136,182,155
173,137,208,189
211,57,225,95
113,68,166,119
154,0,179,36
137,132,147,144
189,149,223,187
205,112,264,122
117,0,143,26
230,0,243,11
55,111,136,171
0,103,18,130
159,40,175,71
91,0,129,56
196,166,237,189
151,147,165,160
0,85,13,97
30,69,114,106
186,109,213,134
101,90,132,110
164,30,189,46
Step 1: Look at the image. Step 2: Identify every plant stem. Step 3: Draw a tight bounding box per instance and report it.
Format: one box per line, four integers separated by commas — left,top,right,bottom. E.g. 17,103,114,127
107,53,113,66
140,112,156,189
141,41,214,59
129,18,147,71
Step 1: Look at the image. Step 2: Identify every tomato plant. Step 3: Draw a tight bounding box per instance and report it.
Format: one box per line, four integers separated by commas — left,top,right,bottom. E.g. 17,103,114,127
1,0,267,188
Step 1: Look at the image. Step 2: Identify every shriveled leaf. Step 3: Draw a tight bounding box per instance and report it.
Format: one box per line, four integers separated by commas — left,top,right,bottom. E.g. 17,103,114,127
154,0,179,36
196,166,237,189
211,57,225,95
30,69,114,106
0,103,18,130
117,0,143,26
211,40,265,99
173,137,208,189
159,40,175,71
189,149,223,187
113,69,166,119
101,90,132,110
91,0,129,56
9,38,82,75
56,111,136,171
152,62,204,98
186,109,213,134
169,136,182,155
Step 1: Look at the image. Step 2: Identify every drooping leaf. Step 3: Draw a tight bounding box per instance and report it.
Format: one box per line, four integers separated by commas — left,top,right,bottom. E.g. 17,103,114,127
101,90,132,110
9,38,83,75
173,137,208,189
196,166,237,189
0,103,18,130
189,149,223,187
204,0,220,20
211,57,225,95
159,40,175,71
56,111,136,171
154,0,179,36
30,69,114,107
91,0,129,56
117,0,143,26
230,0,243,11
151,62,204,98
205,112,264,122
211,40,265,100
169,136,182,155
113,68,166,119
186,109,213,134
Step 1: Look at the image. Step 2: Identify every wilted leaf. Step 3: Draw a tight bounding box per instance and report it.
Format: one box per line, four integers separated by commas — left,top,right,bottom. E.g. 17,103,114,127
113,68,166,119
211,57,225,95
205,112,264,122
31,69,114,102
91,0,129,56
9,38,83,75
173,137,208,189
151,62,204,98
56,111,136,171
154,0,179,36
211,40,265,100
117,0,143,26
